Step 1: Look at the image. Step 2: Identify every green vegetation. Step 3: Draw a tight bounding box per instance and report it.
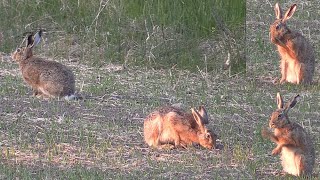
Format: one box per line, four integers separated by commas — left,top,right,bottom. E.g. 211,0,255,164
0,0,245,73
0,0,319,179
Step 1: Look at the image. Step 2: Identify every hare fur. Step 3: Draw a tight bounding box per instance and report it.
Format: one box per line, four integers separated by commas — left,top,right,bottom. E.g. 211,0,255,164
144,106,216,149
11,34,78,100
270,3,315,84
262,93,315,176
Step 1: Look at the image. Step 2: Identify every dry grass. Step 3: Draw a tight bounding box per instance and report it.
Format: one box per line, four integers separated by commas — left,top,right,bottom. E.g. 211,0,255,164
0,0,319,179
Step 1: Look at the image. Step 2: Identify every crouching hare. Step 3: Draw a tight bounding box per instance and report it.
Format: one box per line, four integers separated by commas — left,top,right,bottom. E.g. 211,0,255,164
11,30,80,100
270,3,315,84
144,105,217,149
262,93,315,176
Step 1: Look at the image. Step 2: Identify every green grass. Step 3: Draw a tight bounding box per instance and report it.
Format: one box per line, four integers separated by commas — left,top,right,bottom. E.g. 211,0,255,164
1,65,319,179
0,0,245,73
0,0,319,179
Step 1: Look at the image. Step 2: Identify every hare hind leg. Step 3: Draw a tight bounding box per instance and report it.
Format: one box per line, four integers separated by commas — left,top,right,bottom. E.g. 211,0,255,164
32,88,51,99
144,128,160,148
144,117,166,148
294,154,313,177
158,144,175,150
37,85,55,99
280,59,287,84
295,63,304,85
294,154,305,176
34,91,50,99
40,81,66,97
32,89,41,96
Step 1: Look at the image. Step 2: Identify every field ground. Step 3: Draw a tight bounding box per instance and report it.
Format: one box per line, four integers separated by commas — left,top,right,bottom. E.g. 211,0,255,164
0,0,319,179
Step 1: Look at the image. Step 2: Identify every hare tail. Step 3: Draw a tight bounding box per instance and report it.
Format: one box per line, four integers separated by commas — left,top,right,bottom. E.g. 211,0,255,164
64,94,83,101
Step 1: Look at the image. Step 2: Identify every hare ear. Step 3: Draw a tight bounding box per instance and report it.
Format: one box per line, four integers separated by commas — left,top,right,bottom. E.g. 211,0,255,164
283,4,297,21
284,94,299,113
191,108,205,132
25,29,43,48
32,29,43,47
276,93,284,109
26,34,34,48
198,106,209,124
274,3,282,19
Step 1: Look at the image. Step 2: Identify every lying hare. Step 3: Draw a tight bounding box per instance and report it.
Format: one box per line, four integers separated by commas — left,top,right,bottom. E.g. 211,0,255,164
262,93,315,176
270,3,315,84
144,105,216,149
11,30,80,100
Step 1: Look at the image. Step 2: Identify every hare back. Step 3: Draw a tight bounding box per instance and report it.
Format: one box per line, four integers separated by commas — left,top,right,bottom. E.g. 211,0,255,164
277,34,315,67
21,58,74,82
20,58,75,97
145,106,197,127
144,107,198,147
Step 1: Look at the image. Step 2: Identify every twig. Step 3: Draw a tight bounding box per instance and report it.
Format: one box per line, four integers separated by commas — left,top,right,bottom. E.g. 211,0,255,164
90,0,110,28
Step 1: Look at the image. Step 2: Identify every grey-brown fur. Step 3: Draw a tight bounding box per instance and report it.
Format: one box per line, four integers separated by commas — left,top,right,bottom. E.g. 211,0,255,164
270,3,315,84
262,93,315,176
11,34,77,100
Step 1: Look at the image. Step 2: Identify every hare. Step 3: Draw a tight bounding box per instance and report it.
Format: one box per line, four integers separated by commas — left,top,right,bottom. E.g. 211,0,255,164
262,93,315,176
144,105,216,149
270,3,315,84
11,30,80,100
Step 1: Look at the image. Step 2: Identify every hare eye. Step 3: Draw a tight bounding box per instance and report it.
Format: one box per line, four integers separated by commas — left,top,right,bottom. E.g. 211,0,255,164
276,23,281,30
205,133,211,139
278,114,283,118
16,48,21,52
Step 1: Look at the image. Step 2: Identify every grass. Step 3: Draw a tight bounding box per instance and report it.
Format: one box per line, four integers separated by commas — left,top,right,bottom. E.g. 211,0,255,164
0,0,245,73
0,0,319,179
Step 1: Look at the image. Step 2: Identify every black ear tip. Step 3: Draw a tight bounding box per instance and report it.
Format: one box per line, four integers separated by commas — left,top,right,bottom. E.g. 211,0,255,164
27,34,33,40
38,29,44,34
27,35,33,46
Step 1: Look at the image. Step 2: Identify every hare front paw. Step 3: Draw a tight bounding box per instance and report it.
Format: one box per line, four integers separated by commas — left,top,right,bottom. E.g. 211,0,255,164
33,89,41,96
279,78,286,84
272,148,281,155
261,127,272,138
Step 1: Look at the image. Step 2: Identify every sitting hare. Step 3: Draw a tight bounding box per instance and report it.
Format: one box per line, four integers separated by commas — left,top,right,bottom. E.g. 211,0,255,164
262,93,315,176
270,3,315,84
144,105,216,149
11,30,80,100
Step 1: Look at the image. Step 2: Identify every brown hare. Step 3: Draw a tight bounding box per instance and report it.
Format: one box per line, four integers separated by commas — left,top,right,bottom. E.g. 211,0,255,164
144,105,216,149
262,93,315,176
270,3,315,84
11,30,80,100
